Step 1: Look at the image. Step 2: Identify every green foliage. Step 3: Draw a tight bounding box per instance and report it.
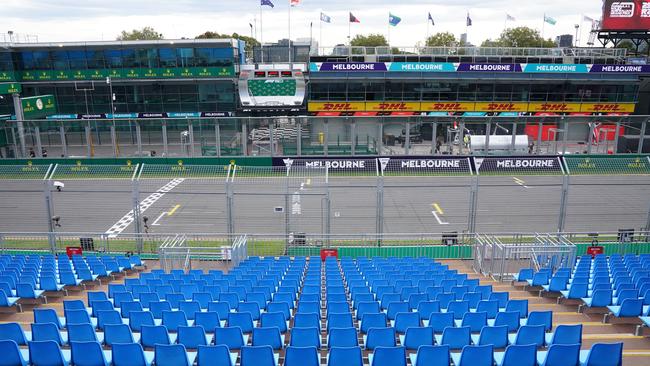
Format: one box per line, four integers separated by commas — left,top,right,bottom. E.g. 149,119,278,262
481,26,556,48
196,31,260,54
351,34,388,47
425,32,457,47
116,27,163,41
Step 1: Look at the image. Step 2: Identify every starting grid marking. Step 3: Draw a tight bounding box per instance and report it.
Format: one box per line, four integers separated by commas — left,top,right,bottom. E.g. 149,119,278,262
105,178,185,237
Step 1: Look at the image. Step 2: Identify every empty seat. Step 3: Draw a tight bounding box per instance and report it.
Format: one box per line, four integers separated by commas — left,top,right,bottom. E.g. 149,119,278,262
328,327,359,348
537,344,581,366
369,346,406,366
400,326,434,350
494,344,537,366
31,322,67,346
578,342,623,366
0,322,31,345
141,325,176,348
285,346,320,366
70,341,111,366
214,327,249,350
435,326,471,350
290,327,321,348
409,345,450,366
365,327,396,350
471,325,508,348
328,346,363,366
240,345,279,366
451,344,494,366
545,324,582,346
154,344,196,366
0,339,29,366
197,345,238,366
177,326,212,349
28,340,71,366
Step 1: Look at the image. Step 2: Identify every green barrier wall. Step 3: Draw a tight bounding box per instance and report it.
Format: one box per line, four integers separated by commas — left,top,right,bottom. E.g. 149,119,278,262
287,245,473,259
574,242,650,256
0,156,273,167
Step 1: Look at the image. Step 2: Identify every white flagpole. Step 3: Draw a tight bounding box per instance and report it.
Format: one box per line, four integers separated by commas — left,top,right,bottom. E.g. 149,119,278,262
541,13,546,48
426,18,430,45
319,14,322,56
260,3,264,63
387,13,391,46
288,0,292,64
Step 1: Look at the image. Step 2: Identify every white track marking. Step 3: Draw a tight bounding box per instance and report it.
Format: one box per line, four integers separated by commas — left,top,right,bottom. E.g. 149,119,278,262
513,177,529,188
151,212,167,226
432,210,449,225
105,178,185,237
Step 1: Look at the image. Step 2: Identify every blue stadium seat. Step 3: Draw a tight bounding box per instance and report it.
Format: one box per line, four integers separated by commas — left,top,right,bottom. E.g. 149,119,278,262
435,326,471,350
194,311,223,332
154,344,196,366
260,311,288,333
471,325,508,348
67,323,104,344
0,322,31,345
607,298,645,318
365,327,396,350
214,327,249,350
16,283,46,301
0,339,29,366
545,324,583,346
141,325,177,348
578,342,623,366
285,346,320,366
487,311,520,332
104,324,140,346
494,344,537,366
328,346,363,366
513,268,534,282
508,324,545,347
70,341,111,366
294,313,320,329
252,327,284,350
521,311,553,331
409,345,450,366
451,344,494,366
455,311,487,333
425,312,454,333
290,327,321,348
28,340,71,366
386,302,409,321
177,326,212,349
197,345,237,366
400,326,434,350
537,344,581,366
240,345,279,366
267,302,291,320
31,322,67,346
96,310,124,330
369,346,406,366
130,311,161,332
361,313,388,334
162,310,192,332
328,327,359,348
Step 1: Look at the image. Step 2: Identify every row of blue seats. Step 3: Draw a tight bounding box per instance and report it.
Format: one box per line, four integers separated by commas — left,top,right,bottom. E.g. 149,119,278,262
0,339,625,366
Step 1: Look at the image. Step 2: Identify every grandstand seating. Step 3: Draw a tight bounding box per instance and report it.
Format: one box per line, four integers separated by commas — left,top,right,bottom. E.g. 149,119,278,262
0,253,641,365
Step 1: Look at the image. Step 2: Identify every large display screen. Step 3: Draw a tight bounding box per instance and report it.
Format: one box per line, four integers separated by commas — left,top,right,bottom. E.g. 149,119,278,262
601,0,650,30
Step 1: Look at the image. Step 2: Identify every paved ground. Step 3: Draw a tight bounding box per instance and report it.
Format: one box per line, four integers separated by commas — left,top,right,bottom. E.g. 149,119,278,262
0,175,648,236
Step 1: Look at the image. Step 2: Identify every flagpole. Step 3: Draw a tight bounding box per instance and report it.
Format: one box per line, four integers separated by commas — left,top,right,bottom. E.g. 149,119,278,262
319,16,322,56
387,12,391,46
504,14,507,33
465,12,469,46
288,0,292,64
541,13,545,48
260,3,264,63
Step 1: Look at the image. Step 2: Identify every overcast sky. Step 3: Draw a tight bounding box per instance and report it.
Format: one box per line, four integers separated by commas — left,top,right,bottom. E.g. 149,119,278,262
2,0,604,48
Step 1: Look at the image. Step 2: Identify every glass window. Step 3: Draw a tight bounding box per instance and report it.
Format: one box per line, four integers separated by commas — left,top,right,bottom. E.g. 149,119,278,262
0,51,12,72
104,49,123,68
86,50,105,69
347,82,365,101
177,48,195,67
159,48,177,67
52,51,69,70
121,49,136,68
67,50,86,69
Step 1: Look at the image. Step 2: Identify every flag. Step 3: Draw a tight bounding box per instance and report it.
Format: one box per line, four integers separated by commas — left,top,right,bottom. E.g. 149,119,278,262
349,12,360,23
583,15,594,22
544,14,557,25
428,12,434,26
320,12,331,23
249,23,253,29
389,13,401,26
261,0,274,8
290,0,300,6
506,14,516,21
466,13,472,26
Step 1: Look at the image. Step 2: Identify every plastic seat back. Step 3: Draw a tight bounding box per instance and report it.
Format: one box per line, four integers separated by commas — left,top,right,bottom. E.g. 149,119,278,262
178,326,208,349
0,322,29,345
413,345,450,366
104,324,135,346
154,344,191,366
328,346,363,366
580,343,623,366
440,326,471,350
328,327,359,348
214,327,246,350
403,327,434,350
290,327,321,348
549,324,582,345
494,311,520,332
260,312,288,333
70,341,109,366
514,325,545,347
366,327,396,350
31,322,64,345
476,325,508,348
241,345,276,366
0,339,27,366
457,344,493,366
500,344,536,366
28,340,68,366
197,345,234,366
371,346,406,366
162,311,188,332
285,346,319,366
194,312,221,332
541,344,580,366
67,324,99,343
141,325,172,348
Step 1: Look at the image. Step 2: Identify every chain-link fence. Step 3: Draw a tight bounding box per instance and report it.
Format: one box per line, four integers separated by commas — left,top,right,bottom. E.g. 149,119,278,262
0,157,649,250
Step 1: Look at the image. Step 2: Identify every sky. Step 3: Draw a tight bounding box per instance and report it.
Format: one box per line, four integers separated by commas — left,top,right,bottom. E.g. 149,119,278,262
2,0,605,48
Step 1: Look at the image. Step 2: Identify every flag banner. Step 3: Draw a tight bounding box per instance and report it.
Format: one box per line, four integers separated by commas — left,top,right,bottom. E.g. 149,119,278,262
507,14,516,21
350,12,360,23
389,13,402,26
467,13,473,26
428,12,435,26
544,15,557,25
583,15,594,22
261,0,274,8
290,0,300,6
320,12,331,23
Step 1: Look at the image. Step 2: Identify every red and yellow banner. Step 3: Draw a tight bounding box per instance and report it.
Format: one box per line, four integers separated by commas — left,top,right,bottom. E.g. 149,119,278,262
308,101,636,114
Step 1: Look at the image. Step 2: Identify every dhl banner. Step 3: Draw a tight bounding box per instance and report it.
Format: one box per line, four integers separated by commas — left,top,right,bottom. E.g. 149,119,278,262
528,102,582,113
420,102,475,112
309,101,636,114
580,103,635,113
474,102,528,112
365,102,421,112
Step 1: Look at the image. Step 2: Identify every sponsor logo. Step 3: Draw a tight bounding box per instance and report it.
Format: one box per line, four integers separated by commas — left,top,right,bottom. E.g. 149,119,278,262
322,103,355,111
305,160,366,169
534,65,579,72
36,99,44,110
539,103,571,112
628,158,647,169
430,102,465,111
495,159,556,168
643,2,650,17
610,2,635,17
332,63,377,71
469,64,513,71
577,158,597,169
484,103,518,112
377,103,410,111
599,65,643,72
590,104,623,112
22,160,40,172
400,160,461,169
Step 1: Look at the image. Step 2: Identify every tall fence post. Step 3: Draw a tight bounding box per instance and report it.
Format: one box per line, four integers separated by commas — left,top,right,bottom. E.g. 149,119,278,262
132,178,143,253
468,174,479,234
645,157,650,234
226,165,235,243
376,159,385,245
43,179,56,253
558,170,570,233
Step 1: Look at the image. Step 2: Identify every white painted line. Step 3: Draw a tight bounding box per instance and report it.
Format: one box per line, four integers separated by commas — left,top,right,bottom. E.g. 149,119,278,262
432,210,449,225
151,212,167,226
105,178,185,237
513,177,529,188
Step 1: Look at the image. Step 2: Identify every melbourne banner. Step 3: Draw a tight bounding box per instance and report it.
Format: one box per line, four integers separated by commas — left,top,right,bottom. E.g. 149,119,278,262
309,62,650,74
475,157,563,173
272,156,473,174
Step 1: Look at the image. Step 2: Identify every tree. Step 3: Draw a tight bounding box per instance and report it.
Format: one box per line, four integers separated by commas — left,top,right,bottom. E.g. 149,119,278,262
480,26,555,48
425,32,457,47
350,34,388,47
116,27,163,41
196,32,260,54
